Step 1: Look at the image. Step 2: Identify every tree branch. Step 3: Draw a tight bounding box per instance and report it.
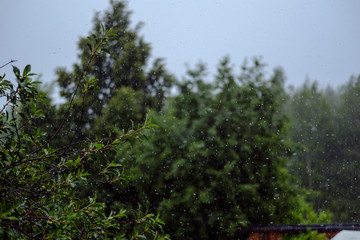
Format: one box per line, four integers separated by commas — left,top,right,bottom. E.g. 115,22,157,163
0,59,18,69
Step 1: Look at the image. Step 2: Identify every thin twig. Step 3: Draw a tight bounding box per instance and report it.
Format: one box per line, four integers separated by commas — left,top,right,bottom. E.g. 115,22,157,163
0,59,18,69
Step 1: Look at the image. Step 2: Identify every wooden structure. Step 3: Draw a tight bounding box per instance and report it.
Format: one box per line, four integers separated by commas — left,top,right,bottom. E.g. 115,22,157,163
238,224,360,240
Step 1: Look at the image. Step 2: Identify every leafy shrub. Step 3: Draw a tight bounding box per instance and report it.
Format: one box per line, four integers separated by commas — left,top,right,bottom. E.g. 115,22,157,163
0,25,169,239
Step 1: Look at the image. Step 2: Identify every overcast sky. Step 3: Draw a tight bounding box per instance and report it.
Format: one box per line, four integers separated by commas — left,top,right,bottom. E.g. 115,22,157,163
1,0,359,99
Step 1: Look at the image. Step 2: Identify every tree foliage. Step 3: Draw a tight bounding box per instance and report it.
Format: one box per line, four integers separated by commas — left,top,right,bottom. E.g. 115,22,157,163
31,0,174,216
286,76,360,222
114,58,329,238
287,82,337,190
0,24,169,239
45,0,173,147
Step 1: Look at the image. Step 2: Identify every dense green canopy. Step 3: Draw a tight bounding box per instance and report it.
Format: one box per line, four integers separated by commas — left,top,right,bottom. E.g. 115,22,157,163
112,58,328,238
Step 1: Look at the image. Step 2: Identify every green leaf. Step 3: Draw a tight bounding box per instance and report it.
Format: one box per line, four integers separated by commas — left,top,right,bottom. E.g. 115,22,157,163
23,64,31,76
94,142,103,149
109,162,122,167
12,65,20,77
87,43,92,52
146,201,150,211
100,23,105,33
88,78,97,84
101,48,110,55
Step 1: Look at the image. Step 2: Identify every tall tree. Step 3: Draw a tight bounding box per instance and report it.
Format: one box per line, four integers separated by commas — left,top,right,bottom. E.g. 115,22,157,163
332,75,360,222
46,0,172,146
29,0,174,222
116,58,328,239
286,76,360,222
286,82,337,190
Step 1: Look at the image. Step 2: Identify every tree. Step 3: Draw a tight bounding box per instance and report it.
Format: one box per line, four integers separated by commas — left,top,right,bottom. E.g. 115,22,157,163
331,75,360,222
286,77,360,222
31,0,174,213
286,82,338,190
45,0,172,146
0,24,169,239
116,57,329,239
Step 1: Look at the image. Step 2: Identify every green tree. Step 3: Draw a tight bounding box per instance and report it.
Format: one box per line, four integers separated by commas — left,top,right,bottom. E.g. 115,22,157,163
116,58,328,238
0,24,169,239
32,0,174,213
331,75,360,222
47,0,172,146
286,77,360,222
286,82,338,190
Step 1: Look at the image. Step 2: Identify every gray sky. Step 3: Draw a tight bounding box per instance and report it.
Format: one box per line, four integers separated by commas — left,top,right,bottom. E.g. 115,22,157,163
1,0,359,99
